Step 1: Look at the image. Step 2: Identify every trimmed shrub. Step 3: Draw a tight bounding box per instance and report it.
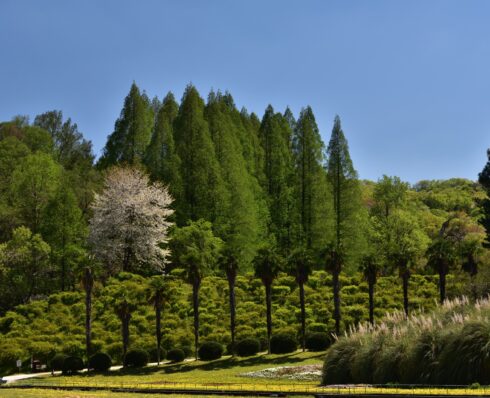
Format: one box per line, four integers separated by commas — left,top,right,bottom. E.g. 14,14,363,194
258,337,268,352
106,342,123,364
235,338,260,357
149,347,166,363
305,332,331,351
62,356,84,375
88,352,112,372
50,353,67,371
180,345,193,358
198,341,223,361
124,349,149,368
167,348,185,363
270,333,297,354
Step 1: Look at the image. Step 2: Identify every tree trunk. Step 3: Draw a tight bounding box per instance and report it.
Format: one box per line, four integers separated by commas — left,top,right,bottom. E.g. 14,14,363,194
83,268,93,364
192,278,200,360
121,304,131,360
333,268,341,335
226,270,237,356
402,270,410,318
61,256,66,291
438,269,446,304
155,291,163,365
368,277,375,325
299,281,306,351
265,283,272,354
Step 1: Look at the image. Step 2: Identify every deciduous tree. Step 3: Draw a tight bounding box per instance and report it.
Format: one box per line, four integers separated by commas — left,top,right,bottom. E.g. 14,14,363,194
89,167,173,275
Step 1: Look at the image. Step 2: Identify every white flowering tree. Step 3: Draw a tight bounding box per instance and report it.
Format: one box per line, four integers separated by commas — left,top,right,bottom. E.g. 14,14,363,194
89,167,173,275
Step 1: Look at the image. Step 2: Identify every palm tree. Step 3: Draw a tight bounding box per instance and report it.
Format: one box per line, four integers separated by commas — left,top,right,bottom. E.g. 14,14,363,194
360,254,378,325
253,244,283,354
218,246,240,356
287,248,313,351
170,220,222,359
147,275,166,365
427,238,456,304
108,274,145,360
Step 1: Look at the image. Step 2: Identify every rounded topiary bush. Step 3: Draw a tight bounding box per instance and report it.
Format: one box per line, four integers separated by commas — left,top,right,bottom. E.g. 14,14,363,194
180,345,193,358
198,341,223,361
258,337,268,352
50,353,67,371
88,352,112,372
235,338,260,357
167,348,185,363
270,333,297,354
62,356,84,375
305,332,331,351
123,349,149,368
149,347,166,363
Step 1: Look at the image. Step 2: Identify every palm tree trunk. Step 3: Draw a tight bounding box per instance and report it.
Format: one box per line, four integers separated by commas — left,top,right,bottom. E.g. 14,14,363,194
438,269,446,304
402,270,410,318
333,269,341,335
192,278,200,360
82,267,94,367
227,271,236,356
122,309,131,359
299,281,306,351
155,291,163,365
368,278,375,325
265,283,272,354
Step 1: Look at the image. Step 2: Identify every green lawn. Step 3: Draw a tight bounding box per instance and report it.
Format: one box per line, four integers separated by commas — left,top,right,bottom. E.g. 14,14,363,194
6,351,324,391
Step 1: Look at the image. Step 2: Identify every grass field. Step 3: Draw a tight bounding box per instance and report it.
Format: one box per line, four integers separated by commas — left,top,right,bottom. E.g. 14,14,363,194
1,351,323,397
5,351,490,397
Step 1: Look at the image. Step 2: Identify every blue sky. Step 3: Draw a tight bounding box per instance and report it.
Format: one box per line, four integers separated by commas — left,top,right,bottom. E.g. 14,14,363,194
1,0,489,183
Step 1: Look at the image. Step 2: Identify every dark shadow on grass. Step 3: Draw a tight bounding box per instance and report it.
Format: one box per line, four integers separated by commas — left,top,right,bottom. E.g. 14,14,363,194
64,352,326,379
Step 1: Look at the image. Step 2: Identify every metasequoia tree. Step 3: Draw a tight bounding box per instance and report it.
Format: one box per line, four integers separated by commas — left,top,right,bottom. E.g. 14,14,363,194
89,167,173,275
325,116,360,334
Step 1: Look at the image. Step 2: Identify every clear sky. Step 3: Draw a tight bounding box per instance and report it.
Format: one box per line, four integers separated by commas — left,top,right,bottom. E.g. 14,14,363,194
1,0,489,183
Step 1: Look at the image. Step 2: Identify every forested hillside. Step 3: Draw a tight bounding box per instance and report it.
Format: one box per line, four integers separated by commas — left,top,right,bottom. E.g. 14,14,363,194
0,82,489,374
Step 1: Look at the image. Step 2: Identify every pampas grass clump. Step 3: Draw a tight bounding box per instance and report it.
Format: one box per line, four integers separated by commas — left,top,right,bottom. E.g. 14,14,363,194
322,296,490,385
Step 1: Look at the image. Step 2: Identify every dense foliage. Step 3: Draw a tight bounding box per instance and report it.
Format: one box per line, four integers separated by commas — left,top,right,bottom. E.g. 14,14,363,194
198,341,223,361
270,333,298,354
88,352,112,372
322,297,490,385
166,348,185,363
0,83,489,379
123,349,149,368
235,338,261,357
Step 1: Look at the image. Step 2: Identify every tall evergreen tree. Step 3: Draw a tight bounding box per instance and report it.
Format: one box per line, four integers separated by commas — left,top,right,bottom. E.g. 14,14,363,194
325,115,360,334
205,92,264,264
173,85,228,228
145,92,182,201
293,107,331,250
259,106,294,253
99,83,154,167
